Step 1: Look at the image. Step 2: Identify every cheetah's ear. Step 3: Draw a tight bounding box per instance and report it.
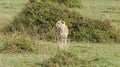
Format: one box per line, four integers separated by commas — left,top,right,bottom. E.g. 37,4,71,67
61,20,65,24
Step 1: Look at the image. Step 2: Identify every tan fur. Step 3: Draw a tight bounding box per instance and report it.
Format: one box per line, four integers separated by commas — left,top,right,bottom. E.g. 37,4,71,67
56,20,68,50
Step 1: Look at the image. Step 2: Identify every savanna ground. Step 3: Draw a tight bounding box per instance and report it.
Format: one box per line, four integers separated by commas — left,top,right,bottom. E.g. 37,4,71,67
0,0,120,67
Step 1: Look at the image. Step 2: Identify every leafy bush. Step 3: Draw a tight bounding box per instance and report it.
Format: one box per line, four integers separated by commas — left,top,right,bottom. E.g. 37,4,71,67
3,1,120,42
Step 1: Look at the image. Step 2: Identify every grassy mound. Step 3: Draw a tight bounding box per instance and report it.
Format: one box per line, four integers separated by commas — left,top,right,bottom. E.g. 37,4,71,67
40,51,110,67
40,51,80,67
3,1,120,42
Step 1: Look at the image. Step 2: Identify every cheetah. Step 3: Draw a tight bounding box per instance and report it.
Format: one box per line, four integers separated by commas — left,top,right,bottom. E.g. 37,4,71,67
56,20,68,50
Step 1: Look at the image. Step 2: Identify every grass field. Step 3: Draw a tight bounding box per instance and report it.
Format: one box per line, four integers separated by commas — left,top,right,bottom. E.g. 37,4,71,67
80,0,120,20
0,0,120,67
0,0,28,29
1,42,120,67
79,0,120,30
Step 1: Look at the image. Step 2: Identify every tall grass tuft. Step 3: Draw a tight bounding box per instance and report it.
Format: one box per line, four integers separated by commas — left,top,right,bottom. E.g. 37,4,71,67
40,51,80,67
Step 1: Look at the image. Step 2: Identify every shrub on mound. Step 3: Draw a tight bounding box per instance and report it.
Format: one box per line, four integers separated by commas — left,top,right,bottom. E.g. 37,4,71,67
3,1,120,42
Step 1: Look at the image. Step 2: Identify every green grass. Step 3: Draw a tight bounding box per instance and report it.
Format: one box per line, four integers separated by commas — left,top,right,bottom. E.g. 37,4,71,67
78,0,120,30
0,54,51,67
79,0,120,20
0,0,28,29
0,42,120,67
0,0,120,67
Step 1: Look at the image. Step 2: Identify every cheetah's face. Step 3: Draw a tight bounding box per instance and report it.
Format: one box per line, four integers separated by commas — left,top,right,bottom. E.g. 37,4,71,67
56,20,65,29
